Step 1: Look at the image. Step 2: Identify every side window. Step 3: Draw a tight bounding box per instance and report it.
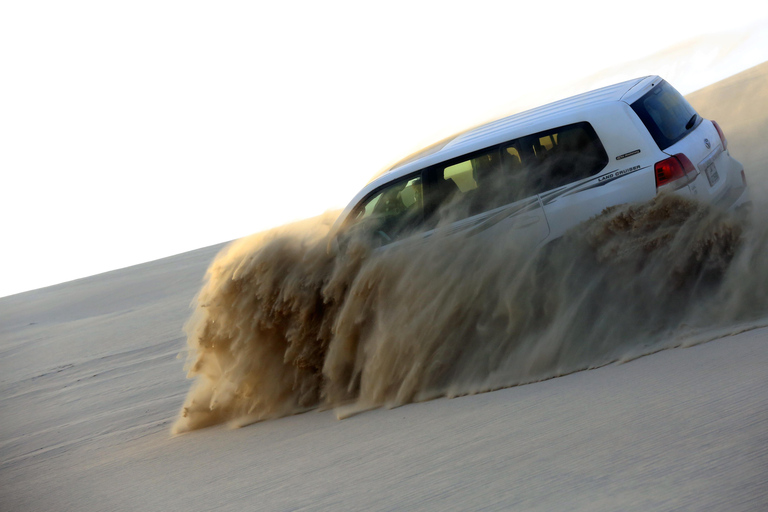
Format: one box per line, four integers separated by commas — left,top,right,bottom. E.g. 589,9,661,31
444,160,478,193
417,122,608,226
346,175,423,244
427,148,521,221
518,122,608,193
499,142,530,202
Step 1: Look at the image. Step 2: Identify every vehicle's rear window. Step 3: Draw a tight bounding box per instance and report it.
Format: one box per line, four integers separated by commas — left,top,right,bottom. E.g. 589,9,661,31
631,80,700,150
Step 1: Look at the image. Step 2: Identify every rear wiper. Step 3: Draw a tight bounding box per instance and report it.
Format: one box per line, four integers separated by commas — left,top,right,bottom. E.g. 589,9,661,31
685,113,697,130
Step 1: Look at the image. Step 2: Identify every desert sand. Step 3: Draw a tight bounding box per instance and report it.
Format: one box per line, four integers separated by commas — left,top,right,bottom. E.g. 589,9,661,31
2,64,767,511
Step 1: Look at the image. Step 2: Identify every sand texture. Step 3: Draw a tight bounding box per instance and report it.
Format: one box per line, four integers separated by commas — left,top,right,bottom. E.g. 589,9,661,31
2,64,767,511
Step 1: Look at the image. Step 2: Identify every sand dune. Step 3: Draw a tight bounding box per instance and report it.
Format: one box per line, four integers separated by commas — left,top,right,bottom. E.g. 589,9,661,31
2,64,767,511
687,60,768,191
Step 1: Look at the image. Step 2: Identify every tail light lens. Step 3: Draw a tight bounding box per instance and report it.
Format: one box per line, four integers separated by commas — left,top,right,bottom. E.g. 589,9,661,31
712,120,728,150
655,153,697,190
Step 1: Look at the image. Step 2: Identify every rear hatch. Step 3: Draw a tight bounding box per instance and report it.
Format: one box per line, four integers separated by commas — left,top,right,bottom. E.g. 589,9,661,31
629,80,736,202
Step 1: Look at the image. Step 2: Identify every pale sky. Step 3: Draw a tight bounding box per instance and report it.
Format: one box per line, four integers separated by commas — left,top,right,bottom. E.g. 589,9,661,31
2,1,768,298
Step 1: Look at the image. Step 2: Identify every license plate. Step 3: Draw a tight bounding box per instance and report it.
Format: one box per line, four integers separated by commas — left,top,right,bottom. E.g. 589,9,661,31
704,161,720,186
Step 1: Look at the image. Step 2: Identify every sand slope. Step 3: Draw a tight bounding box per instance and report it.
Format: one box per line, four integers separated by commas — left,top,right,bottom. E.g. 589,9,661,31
2,64,767,511
687,60,768,172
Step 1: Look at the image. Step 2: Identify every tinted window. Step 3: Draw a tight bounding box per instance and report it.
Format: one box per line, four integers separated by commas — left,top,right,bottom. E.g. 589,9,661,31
427,147,520,220
346,175,423,244
348,123,608,242
631,80,700,150
516,122,608,194
423,122,607,222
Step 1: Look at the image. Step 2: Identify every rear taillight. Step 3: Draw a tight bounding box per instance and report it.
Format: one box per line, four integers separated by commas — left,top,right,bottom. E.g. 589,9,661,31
712,120,728,150
655,153,696,190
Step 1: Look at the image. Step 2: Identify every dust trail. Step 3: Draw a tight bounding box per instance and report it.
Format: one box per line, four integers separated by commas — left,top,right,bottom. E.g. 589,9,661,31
173,213,346,432
173,191,767,434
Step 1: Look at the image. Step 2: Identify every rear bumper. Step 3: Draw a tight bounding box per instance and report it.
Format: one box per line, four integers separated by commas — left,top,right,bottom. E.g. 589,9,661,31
722,180,751,213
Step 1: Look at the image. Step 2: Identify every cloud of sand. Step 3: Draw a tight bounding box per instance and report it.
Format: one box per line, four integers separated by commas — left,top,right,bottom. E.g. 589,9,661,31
172,189,767,433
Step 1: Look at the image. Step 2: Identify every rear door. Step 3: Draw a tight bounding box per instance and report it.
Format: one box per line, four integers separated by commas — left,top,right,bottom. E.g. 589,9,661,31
629,80,732,202
517,122,651,241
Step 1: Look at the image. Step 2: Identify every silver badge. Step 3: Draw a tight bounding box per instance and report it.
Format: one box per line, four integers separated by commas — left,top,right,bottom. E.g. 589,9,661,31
704,138,711,149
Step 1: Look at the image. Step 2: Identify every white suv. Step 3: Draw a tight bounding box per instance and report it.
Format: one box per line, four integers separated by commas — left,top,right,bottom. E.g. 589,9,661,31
329,76,750,249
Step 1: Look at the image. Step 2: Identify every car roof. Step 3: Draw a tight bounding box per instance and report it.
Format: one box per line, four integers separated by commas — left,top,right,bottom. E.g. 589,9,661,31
374,76,653,182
